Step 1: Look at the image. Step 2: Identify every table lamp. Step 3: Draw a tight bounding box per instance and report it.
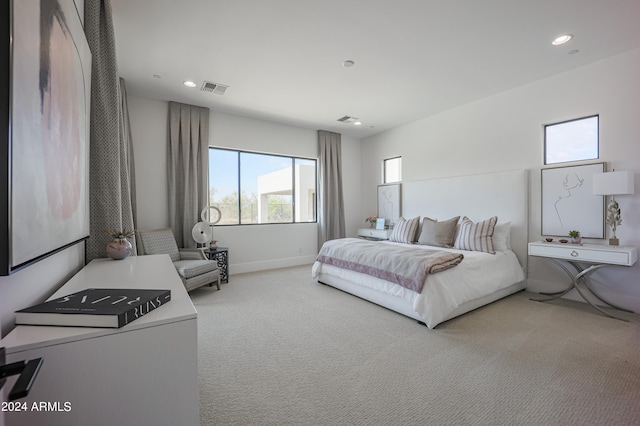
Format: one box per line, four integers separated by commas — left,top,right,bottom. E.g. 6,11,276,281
593,170,635,245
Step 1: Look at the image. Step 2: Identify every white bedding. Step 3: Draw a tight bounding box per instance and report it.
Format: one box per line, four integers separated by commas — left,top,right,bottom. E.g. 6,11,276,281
312,240,525,328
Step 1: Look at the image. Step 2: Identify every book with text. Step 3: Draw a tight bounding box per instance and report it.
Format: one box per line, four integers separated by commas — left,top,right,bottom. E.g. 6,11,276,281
15,288,171,328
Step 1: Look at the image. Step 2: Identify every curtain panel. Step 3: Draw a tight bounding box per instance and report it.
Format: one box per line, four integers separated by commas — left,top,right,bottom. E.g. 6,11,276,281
168,102,210,248
84,0,137,262
317,130,345,251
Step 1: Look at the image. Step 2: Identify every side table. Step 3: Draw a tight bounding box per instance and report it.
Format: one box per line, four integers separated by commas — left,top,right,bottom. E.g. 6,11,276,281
204,247,229,283
528,242,638,321
357,228,392,240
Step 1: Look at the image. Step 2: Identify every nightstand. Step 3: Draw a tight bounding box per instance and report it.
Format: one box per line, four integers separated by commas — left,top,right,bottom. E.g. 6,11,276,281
528,242,638,321
357,228,392,240
204,247,229,283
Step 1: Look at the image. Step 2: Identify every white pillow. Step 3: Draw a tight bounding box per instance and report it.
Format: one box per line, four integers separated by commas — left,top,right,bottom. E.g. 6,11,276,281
492,221,512,252
454,216,498,254
389,216,420,244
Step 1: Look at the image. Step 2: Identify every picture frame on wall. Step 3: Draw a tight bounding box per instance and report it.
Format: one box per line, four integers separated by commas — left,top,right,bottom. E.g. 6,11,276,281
1,0,92,275
541,162,605,239
377,183,401,227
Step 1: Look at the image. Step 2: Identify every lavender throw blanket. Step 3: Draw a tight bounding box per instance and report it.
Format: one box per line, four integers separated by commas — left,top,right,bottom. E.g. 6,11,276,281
316,238,464,293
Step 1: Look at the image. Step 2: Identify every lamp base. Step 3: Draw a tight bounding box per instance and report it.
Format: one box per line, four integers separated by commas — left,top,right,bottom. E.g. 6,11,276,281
609,237,619,246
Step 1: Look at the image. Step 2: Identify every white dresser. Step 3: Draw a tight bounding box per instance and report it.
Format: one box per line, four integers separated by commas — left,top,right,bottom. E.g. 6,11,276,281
357,228,392,240
0,255,199,426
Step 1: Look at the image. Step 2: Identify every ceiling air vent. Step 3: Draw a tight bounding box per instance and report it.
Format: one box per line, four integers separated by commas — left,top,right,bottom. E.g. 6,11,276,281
201,81,229,95
337,115,359,124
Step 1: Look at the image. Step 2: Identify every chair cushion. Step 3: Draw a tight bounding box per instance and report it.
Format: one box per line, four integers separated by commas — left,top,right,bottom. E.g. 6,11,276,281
138,229,180,262
174,259,218,279
184,270,220,292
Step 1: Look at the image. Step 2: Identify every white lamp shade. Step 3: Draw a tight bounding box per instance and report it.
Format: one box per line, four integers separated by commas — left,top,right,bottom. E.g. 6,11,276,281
593,171,635,196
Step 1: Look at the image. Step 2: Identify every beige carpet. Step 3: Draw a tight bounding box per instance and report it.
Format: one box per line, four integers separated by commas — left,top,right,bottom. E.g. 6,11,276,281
190,265,640,426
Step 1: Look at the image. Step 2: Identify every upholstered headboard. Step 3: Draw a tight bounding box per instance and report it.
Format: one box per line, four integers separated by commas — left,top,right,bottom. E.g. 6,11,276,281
402,169,529,270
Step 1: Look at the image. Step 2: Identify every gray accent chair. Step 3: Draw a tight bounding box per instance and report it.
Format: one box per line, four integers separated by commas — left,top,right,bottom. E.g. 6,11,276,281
137,228,220,292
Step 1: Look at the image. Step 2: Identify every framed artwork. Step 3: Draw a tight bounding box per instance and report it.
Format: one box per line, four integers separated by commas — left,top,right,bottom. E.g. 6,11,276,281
1,0,92,275
377,184,401,226
375,218,386,230
541,163,605,238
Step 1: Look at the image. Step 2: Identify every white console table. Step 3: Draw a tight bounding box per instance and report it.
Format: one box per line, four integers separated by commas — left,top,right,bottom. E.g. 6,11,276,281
528,242,638,321
0,255,199,426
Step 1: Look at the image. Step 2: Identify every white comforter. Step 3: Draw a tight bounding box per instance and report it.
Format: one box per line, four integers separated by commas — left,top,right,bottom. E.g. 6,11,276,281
312,241,525,328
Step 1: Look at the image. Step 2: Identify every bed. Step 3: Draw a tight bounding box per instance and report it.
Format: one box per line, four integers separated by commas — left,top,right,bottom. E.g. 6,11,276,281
312,169,529,329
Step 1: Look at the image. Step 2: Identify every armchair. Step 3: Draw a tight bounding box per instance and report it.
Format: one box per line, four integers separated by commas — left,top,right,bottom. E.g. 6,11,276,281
136,228,220,292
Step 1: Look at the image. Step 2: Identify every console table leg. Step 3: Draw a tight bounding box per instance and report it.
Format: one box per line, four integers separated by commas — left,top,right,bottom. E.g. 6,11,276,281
532,259,630,322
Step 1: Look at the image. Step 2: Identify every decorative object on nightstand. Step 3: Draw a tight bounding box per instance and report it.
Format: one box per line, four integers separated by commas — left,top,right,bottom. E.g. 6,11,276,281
568,230,581,244
191,221,212,247
593,170,635,246
201,206,222,242
365,215,377,228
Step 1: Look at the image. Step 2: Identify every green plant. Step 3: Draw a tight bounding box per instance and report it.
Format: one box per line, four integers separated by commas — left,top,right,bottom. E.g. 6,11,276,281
568,230,580,238
105,229,135,240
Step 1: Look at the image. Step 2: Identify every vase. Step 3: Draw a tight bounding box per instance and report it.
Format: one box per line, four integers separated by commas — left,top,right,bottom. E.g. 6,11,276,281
571,237,582,245
107,238,132,260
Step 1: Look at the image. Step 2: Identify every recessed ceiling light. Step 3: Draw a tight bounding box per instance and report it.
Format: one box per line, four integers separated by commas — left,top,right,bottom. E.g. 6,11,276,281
568,49,580,55
183,80,197,88
153,74,162,79
552,34,573,46
342,60,355,68
353,121,362,126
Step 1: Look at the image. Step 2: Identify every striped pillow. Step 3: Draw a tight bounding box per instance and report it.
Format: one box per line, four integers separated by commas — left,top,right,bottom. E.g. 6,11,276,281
389,216,420,244
454,216,498,254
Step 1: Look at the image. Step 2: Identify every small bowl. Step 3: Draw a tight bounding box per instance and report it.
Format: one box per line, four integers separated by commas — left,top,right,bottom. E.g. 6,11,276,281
545,238,553,242
559,239,569,243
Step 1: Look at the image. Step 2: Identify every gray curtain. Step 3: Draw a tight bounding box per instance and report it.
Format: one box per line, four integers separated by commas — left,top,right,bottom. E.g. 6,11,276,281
168,102,210,248
119,78,137,229
84,0,137,262
317,130,345,250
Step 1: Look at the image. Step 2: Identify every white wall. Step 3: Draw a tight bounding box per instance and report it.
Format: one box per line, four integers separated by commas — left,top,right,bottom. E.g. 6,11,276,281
130,100,362,274
0,245,85,338
361,48,640,312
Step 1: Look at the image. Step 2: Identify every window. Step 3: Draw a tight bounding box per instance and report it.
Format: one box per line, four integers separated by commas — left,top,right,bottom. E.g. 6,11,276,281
209,148,317,225
383,157,402,183
544,115,599,165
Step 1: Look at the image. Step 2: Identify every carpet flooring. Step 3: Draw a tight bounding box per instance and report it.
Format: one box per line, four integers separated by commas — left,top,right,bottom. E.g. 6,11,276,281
190,265,640,426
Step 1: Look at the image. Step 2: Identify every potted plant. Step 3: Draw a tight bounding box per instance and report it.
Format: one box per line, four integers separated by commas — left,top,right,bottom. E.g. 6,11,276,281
568,230,582,245
365,216,378,228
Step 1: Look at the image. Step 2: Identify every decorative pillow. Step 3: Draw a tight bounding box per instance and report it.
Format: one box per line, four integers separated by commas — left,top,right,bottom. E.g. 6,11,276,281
492,221,512,252
417,216,460,247
454,216,498,254
388,216,420,244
